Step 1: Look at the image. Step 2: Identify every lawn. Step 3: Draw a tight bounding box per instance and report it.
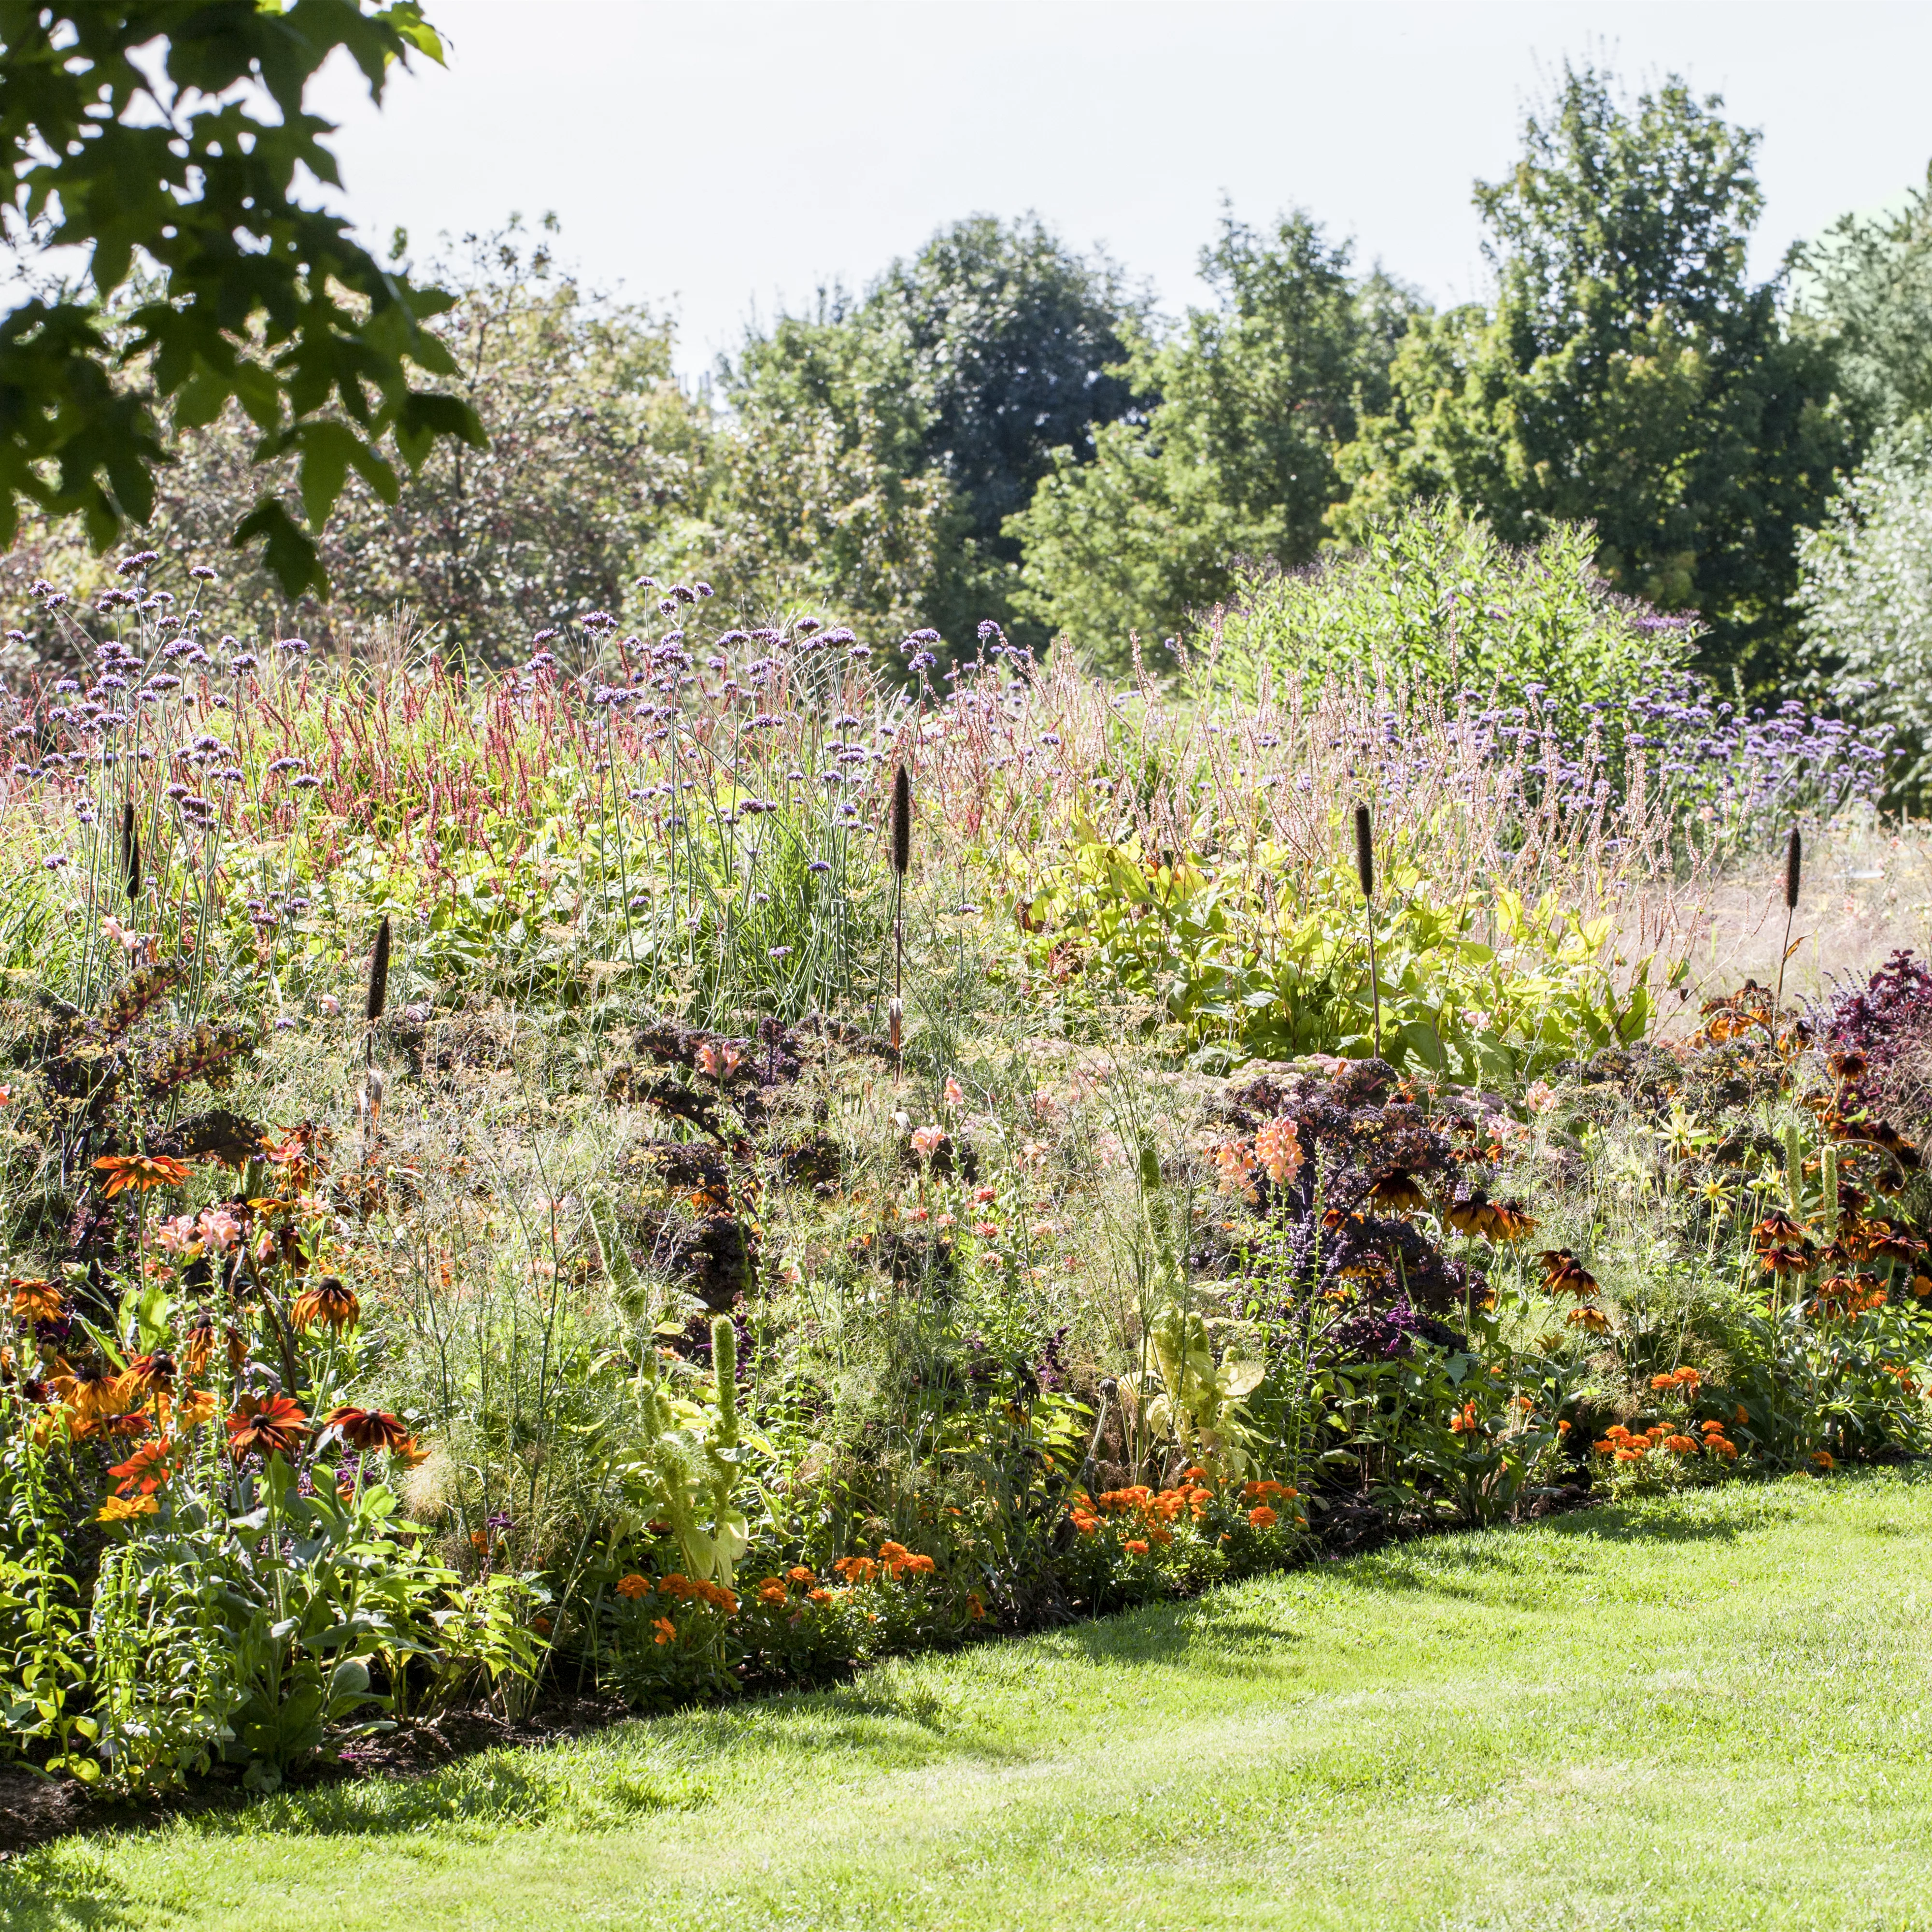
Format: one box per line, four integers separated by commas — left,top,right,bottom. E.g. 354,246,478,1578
7,1470,1932,1932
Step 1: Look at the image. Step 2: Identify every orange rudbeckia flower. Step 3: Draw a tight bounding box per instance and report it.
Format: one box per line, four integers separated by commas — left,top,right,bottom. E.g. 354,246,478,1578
226,1392,309,1460
288,1278,360,1334
93,1153,190,1197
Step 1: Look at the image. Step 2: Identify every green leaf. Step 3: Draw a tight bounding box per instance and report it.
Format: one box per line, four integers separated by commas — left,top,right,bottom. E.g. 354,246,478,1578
232,497,327,599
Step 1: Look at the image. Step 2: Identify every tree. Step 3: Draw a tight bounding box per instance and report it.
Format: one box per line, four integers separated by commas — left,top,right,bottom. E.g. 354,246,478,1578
1008,210,1418,670
5,222,709,665
1794,161,1932,438
180,222,703,662
0,0,484,596
709,215,1138,651
1335,64,1848,695
1793,418,1932,799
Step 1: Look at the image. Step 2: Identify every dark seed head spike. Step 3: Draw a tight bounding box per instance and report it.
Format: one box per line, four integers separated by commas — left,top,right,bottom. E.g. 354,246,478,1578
121,800,141,900
366,915,391,1026
1785,826,1802,911
1354,803,1374,903
891,764,911,878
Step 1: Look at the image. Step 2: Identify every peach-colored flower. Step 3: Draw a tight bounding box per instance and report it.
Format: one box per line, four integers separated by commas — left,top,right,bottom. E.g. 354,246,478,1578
910,1123,945,1161
1255,1116,1305,1185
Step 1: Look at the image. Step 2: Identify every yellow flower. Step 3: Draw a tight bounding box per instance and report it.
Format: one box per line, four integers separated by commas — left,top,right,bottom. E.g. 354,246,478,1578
95,1493,158,1523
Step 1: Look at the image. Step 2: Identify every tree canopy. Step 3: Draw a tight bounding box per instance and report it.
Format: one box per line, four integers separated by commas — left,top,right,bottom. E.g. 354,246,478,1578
1335,64,1848,694
1008,210,1417,669
0,0,484,595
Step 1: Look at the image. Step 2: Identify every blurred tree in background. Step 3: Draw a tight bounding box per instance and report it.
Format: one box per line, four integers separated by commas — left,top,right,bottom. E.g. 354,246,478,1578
1007,211,1418,671
701,214,1141,653
1794,163,1932,438
7,222,706,665
1335,63,1848,696
10,29,1932,708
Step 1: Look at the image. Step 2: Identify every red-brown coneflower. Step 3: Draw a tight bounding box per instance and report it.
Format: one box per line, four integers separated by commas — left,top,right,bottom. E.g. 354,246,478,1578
323,1405,411,1452
288,1277,360,1334
226,1393,310,1460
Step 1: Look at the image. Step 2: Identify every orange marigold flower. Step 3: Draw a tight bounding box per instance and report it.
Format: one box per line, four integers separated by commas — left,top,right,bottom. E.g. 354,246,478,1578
1664,1435,1697,1454
1449,1401,1482,1435
807,1587,832,1604
1122,1538,1150,1555
833,1555,878,1585
1248,1505,1279,1529
1182,1466,1209,1482
966,1591,986,1620
1614,1448,1645,1463
613,1574,650,1600
758,1577,788,1606
1070,1511,1100,1534
652,1616,676,1645
786,1566,815,1584
93,1153,190,1197
288,1277,360,1334
225,1392,309,1460
1707,1437,1738,1458
1811,1450,1836,1471
1649,1373,1677,1391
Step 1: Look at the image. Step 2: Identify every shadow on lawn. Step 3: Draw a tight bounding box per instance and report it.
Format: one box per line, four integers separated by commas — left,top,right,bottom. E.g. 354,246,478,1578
0,1846,147,1932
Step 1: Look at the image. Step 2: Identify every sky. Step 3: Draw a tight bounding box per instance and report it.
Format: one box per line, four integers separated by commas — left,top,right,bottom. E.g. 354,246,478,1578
311,0,1932,377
